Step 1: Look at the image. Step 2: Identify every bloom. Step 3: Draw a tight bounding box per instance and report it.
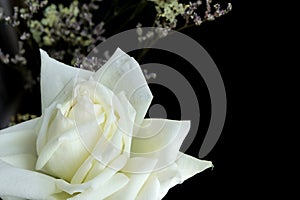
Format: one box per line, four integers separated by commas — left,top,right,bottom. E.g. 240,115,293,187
0,48,212,200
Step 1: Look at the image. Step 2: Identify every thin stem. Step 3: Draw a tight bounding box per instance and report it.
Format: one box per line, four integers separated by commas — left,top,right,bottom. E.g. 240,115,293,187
176,23,196,32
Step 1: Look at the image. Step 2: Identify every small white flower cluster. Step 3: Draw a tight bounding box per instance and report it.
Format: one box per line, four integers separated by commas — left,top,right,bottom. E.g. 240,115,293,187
136,23,171,42
0,0,48,66
149,0,232,30
183,0,232,26
0,0,105,67
136,0,232,44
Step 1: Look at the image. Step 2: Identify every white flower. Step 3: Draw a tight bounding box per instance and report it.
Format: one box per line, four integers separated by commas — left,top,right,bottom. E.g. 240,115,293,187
0,48,212,200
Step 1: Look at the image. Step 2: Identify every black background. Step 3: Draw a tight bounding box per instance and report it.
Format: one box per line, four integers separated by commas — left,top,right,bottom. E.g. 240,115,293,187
160,0,278,198
0,0,280,199
163,1,254,198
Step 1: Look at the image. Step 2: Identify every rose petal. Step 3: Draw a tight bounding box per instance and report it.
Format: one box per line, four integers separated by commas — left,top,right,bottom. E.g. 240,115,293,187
87,155,128,189
0,160,59,199
0,196,26,200
131,119,190,169
79,157,105,183
121,157,158,174
71,156,95,184
0,118,38,160
55,155,128,195
47,192,72,200
68,173,129,200
40,49,92,111
105,173,151,200
36,103,58,155
157,152,213,199
0,117,38,135
175,152,213,181
36,127,90,182
136,176,160,200
106,158,158,200
55,80,134,155
93,48,153,124
0,154,36,170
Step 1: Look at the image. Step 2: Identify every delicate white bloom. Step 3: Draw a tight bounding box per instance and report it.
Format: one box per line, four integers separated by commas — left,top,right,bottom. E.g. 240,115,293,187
0,48,212,200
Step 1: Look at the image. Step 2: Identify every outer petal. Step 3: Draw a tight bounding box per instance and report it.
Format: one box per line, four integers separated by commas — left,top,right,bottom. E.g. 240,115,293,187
0,118,39,169
136,176,160,200
157,153,213,199
40,49,92,111
55,155,129,196
135,153,212,200
67,174,129,200
0,154,36,170
93,48,153,124
1,196,26,200
0,117,38,135
0,160,59,199
131,119,190,170
106,157,158,200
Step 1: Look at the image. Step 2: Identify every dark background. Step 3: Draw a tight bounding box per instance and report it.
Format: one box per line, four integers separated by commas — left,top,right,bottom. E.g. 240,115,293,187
164,1,254,198
0,0,279,199
161,0,275,198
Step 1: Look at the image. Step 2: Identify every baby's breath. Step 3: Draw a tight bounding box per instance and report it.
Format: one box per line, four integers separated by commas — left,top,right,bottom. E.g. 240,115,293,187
1,0,232,88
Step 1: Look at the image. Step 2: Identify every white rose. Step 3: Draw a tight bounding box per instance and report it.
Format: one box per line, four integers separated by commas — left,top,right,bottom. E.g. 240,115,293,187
0,48,212,200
